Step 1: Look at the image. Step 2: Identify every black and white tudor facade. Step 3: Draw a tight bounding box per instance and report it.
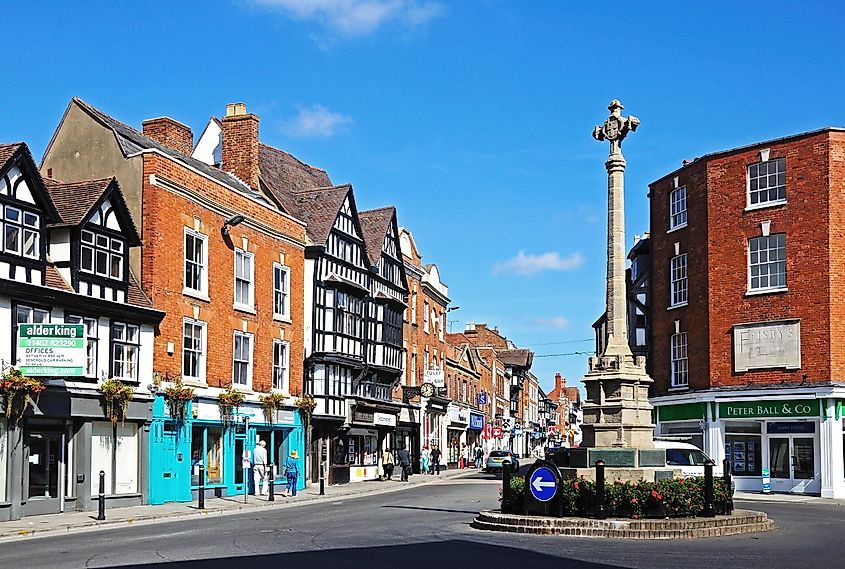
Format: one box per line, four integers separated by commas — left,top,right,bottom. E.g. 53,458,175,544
0,143,163,521
300,189,408,484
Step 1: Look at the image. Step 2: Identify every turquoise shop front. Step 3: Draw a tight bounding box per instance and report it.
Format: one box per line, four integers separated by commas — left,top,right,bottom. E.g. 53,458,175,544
148,395,305,505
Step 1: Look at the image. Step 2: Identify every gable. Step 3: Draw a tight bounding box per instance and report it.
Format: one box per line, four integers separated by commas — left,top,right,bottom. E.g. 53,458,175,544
0,145,60,222
334,196,362,239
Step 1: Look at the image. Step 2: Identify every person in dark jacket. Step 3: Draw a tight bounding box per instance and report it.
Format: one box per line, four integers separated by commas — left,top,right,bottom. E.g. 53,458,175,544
398,446,412,481
430,446,442,475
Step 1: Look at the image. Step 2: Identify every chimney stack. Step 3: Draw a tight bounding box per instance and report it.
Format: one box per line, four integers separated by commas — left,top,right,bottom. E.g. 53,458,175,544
221,102,260,189
555,372,563,393
142,117,193,156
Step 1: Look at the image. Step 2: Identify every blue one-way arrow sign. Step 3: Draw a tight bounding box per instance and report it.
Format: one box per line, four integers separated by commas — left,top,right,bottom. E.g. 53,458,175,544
528,466,558,502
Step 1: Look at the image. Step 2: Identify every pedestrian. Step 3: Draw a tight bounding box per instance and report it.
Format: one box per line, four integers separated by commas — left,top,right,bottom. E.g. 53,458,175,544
382,447,395,481
284,449,300,497
460,443,468,469
398,445,411,481
430,445,441,475
420,446,430,474
252,439,268,496
474,445,483,469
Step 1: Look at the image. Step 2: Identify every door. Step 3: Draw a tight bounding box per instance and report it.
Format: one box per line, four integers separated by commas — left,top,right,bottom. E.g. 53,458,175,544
157,423,183,503
769,436,820,493
23,430,64,516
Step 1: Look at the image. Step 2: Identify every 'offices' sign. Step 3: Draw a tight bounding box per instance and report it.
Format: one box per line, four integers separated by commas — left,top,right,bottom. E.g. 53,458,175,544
18,324,86,376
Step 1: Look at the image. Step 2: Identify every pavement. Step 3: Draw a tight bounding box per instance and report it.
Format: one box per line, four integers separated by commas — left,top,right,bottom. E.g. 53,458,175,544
734,491,845,506
0,466,479,541
1,469,844,569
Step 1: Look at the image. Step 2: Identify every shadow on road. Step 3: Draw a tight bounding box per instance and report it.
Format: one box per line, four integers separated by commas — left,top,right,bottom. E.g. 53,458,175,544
382,505,480,515
100,540,625,569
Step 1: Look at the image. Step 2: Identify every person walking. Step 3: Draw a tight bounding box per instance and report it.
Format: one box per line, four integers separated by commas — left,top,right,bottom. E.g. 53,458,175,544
252,440,269,496
398,446,411,482
284,449,300,497
474,445,483,469
430,445,442,475
420,446,430,474
382,447,395,481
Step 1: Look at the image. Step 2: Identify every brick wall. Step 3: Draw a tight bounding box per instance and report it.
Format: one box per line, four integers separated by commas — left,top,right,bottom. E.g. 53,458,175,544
650,130,841,395
221,112,260,189
141,153,306,395
142,117,193,156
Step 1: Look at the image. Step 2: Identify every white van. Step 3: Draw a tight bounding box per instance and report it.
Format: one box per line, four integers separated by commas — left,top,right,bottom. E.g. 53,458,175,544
652,439,722,478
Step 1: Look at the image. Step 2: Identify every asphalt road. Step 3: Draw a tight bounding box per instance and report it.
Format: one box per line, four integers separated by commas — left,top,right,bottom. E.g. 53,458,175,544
0,470,842,569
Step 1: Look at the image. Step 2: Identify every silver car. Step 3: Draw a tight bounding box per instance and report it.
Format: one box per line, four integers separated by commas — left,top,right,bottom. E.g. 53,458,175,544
484,450,519,473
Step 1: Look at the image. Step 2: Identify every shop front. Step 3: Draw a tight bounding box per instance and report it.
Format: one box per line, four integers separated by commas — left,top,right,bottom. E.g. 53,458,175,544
423,397,448,459
148,395,304,505
392,404,421,473
1,387,151,522
654,393,845,497
446,403,469,468
466,412,484,452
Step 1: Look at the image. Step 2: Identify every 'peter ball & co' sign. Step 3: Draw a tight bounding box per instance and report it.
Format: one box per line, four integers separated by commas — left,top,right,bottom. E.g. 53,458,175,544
719,399,819,419
17,323,86,376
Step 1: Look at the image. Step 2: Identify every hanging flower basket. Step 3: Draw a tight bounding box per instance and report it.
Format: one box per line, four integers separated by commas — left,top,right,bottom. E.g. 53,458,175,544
259,392,287,424
99,378,134,425
0,366,45,425
218,387,245,427
163,375,194,422
295,395,317,432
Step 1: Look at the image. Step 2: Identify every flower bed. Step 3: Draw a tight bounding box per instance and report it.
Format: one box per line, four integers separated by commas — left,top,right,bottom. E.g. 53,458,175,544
508,475,732,519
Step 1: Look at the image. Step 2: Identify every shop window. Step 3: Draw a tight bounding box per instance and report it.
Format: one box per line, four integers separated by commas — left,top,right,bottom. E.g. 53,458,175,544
191,425,224,486
91,421,138,495
725,434,762,477
331,436,349,467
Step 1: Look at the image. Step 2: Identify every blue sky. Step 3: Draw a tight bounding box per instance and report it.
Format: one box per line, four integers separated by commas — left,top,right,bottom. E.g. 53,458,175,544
5,1,845,394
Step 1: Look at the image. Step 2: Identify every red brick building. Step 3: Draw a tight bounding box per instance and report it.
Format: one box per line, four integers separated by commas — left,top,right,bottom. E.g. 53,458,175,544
648,128,845,497
42,99,308,502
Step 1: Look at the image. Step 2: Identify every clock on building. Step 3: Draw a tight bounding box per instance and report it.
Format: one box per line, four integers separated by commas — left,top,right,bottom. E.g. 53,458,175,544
420,382,435,397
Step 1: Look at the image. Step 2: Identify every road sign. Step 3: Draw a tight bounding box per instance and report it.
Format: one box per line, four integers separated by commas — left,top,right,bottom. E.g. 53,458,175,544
478,392,487,405
528,466,558,502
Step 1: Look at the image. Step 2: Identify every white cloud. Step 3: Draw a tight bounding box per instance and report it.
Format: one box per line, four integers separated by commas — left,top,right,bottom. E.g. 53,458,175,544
282,104,353,138
493,251,585,276
530,316,570,330
248,0,443,37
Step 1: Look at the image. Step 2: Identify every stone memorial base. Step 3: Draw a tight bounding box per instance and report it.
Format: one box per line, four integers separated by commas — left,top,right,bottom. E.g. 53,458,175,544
558,466,682,484
472,509,775,539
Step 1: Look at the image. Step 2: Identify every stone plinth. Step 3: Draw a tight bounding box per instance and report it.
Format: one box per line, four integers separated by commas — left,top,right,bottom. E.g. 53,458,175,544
566,447,666,469
558,467,682,484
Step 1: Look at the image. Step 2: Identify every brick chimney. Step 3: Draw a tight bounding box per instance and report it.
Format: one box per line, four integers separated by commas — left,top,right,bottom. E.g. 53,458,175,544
142,117,193,156
221,102,260,189
555,372,564,394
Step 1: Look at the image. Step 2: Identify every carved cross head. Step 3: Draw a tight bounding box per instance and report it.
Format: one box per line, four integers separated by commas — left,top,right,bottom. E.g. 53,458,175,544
592,99,639,152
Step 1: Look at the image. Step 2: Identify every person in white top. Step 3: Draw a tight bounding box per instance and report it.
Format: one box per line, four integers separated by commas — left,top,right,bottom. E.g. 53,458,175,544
253,440,269,495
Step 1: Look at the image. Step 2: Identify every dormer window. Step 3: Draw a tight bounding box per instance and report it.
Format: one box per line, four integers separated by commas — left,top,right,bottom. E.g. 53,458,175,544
3,205,39,258
81,229,124,280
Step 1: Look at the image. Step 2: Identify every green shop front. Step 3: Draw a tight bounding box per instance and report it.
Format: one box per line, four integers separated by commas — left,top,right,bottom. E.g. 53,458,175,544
148,394,305,505
653,390,845,497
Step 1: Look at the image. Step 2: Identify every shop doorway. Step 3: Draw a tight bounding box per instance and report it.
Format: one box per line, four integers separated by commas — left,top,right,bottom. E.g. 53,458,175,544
769,436,820,493
23,426,65,516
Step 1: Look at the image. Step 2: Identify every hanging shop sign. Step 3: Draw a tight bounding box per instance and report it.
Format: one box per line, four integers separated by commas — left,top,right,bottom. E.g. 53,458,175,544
719,399,819,419
17,323,86,376
492,426,503,439
469,413,485,431
353,410,375,424
483,424,493,439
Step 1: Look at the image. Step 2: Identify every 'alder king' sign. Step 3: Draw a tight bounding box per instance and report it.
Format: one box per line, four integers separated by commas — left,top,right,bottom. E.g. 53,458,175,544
17,323,86,376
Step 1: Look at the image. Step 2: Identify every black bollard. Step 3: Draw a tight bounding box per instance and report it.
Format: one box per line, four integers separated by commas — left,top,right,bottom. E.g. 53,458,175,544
723,457,733,514
501,460,512,514
97,470,106,520
268,463,275,502
594,460,606,520
198,464,205,510
319,462,325,496
703,460,716,518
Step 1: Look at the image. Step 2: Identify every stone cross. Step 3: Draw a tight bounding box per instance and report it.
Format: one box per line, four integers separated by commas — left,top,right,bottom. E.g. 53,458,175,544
593,100,639,359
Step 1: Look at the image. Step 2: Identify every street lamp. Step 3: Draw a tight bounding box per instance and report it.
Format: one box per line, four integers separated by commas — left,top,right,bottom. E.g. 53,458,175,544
222,214,246,237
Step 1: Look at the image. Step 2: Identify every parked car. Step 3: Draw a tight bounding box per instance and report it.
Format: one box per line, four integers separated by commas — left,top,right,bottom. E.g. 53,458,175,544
653,439,723,478
485,450,519,473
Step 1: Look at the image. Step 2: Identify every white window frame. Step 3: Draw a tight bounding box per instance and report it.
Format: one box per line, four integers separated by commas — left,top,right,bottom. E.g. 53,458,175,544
669,186,687,230
183,228,209,299
670,253,688,307
66,315,98,377
111,322,140,382
423,300,430,333
273,263,291,320
81,229,124,280
670,332,689,388
232,331,253,389
272,340,290,393
2,205,39,259
748,234,787,293
747,158,786,209
233,249,255,311
182,318,207,384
